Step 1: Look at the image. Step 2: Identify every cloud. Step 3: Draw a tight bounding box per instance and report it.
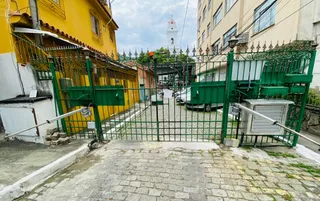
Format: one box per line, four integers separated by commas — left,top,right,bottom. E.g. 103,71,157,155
112,0,197,52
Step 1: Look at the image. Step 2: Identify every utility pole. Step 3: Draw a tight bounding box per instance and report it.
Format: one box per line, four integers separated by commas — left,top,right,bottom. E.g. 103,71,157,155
29,0,42,46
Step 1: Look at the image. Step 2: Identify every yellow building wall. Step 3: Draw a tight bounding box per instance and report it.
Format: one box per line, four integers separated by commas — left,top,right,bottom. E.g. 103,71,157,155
1,0,117,56
0,1,16,53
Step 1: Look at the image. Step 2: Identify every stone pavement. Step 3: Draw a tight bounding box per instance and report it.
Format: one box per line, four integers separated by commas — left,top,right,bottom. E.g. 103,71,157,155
18,141,320,201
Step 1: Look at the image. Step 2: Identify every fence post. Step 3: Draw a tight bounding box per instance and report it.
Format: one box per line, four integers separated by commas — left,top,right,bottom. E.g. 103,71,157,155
221,49,235,143
48,55,67,133
84,50,104,141
292,48,317,146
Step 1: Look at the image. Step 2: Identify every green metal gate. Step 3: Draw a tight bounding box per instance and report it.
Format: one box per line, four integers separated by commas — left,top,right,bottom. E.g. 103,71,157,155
25,40,317,146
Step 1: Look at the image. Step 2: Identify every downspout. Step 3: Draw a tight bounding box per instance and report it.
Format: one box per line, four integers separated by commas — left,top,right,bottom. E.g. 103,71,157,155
29,0,42,45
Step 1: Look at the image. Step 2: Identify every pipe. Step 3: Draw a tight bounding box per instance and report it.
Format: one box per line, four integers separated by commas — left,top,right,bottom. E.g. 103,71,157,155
234,103,320,148
5,107,86,139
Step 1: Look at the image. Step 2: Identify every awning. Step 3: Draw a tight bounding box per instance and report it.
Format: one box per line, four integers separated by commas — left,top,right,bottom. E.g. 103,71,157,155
14,27,83,49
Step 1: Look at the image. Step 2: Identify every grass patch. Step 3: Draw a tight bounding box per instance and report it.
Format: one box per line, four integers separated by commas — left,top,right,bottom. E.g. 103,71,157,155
265,151,297,158
282,193,294,201
286,174,295,179
290,163,320,175
242,146,252,152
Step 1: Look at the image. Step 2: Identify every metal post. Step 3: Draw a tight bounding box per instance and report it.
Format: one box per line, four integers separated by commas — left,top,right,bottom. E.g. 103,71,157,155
48,55,67,133
29,0,42,45
154,58,160,141
293,48,317,146
84,53,103,141
221,50,234,143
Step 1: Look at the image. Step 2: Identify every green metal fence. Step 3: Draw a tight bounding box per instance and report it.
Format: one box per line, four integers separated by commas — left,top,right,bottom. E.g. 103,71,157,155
19,37,317,146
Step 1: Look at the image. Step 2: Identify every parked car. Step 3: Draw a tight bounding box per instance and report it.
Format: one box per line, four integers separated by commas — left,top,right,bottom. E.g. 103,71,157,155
176,88,190,104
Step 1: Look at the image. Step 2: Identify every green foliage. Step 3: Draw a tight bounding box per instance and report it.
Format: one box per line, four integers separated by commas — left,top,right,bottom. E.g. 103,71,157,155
307,89,320,106
286,174,295,179
282,193,294,201
136,47,194,64
290,163,320,175
265,151,297,158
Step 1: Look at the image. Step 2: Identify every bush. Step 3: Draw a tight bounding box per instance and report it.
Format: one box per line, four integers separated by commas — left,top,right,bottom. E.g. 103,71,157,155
307,89,320,106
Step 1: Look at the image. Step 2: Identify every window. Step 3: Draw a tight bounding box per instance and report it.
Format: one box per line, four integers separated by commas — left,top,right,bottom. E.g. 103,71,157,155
198,17,201,29
226,0,237,12
202,31,205,43
208,0,212,10
213,5,222,27
52,0,59,4
203,6,207,21
207,23,210,38
198,38,201,48
212,39,220,55
223,25,237,48
90,14,100,36
254,0,276,33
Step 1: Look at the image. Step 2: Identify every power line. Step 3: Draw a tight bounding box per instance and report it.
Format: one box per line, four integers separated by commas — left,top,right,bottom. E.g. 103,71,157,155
180,0,190,48
248,0,314,43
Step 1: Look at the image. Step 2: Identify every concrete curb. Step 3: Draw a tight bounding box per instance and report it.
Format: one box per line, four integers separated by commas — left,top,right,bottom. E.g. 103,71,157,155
0,144,89,201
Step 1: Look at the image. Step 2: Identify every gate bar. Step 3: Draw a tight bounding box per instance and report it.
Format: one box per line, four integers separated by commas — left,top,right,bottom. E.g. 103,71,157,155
234,103,320,148
4,107,87,139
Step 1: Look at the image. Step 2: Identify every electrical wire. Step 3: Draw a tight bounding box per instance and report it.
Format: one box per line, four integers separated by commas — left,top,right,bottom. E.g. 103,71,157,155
180,0,190,48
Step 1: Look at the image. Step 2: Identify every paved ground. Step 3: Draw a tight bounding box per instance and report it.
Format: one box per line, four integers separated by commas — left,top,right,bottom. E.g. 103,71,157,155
112,96,230,142
18,141,320,201
0,135,88,191
299,131,320,152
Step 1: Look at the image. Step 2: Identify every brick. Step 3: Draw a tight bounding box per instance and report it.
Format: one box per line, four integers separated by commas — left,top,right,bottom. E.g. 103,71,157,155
175,192,189,199
50,140,60,146
59,137,70,145
135,187,149,194
140,195,157,201
45,135,52,141
51,132,60,140
59,132,67,138
183,187,198,193
46,128,57,135
149,189,161,196
125,193,141,201
168,185,182,192
211,189,227,197
111,186,123,192
130,181,141,188
207,196,223,201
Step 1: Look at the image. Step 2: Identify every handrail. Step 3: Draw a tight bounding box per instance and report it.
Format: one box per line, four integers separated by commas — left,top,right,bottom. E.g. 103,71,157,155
4,107,90,140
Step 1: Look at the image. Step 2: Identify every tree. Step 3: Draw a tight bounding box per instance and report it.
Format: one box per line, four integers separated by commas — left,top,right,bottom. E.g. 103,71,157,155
136,47,195,64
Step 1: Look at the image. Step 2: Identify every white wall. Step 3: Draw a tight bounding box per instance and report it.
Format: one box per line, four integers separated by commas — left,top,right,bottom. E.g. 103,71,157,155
0,52,24,100
311,43,320,89
0,99,56,144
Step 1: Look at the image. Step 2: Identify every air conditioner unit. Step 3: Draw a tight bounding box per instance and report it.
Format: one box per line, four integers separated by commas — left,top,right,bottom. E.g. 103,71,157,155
238,32,249,44
240,99,294,135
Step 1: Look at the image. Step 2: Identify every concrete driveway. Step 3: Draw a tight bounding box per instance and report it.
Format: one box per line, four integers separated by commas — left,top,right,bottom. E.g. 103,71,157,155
17,141,320,201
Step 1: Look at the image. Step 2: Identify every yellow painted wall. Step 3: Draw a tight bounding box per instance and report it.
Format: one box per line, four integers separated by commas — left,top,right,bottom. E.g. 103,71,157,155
0,1,16,53
1,0,117,56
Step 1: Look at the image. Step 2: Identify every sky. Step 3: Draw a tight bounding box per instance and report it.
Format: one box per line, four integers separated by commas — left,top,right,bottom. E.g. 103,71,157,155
111,0,198,53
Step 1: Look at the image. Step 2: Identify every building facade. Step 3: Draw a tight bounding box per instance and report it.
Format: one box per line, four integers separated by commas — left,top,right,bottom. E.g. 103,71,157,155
0,0,139,143
197,0,320,88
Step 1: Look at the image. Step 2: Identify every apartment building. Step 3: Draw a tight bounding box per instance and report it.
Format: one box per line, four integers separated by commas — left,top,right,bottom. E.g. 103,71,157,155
197,0,320,87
